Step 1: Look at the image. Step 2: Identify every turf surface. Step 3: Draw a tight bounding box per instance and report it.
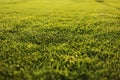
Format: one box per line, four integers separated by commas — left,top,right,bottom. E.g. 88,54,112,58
0,0,120,80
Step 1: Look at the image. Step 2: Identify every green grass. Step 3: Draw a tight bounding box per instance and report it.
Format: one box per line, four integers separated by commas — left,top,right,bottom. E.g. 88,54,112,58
0,0,120,80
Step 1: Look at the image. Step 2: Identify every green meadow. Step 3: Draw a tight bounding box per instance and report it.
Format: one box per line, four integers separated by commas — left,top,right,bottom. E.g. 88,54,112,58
0,0,120,80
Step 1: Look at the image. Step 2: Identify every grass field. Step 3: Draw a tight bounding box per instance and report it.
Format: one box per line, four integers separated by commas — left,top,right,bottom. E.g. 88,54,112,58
0,0,120,80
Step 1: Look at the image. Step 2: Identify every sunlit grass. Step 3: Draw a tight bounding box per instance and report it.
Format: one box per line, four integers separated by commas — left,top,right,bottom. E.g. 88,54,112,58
0,0,120,80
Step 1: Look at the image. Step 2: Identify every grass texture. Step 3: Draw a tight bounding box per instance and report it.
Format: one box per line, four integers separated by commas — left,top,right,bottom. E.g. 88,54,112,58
0,0,120,80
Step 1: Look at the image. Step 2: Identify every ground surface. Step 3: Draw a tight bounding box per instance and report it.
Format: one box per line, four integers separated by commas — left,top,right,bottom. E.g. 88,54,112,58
0,0,120,80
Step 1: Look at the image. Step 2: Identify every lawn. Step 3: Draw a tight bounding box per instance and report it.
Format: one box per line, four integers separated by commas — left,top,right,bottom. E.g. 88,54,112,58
0,0,120,80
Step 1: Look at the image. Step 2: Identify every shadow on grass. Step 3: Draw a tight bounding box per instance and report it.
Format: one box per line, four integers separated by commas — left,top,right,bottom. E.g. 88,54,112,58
96,0,104,3
96,0,120,10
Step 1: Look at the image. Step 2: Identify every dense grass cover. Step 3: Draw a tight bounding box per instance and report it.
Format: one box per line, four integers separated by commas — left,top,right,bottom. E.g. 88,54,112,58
0,0,120,80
